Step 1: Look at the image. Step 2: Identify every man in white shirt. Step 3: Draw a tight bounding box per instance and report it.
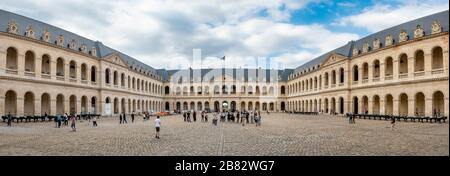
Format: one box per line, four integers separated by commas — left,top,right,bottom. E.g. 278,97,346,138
154,116,161,139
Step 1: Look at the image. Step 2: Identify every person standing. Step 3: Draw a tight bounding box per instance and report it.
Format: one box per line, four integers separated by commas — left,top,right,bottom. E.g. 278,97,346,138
154,116,161,139
201,111,205,122
193,111,197,122
119,114,123,124
70,115,77,132
44,112,48,121
187,111,191,122
131,112,135,123
7,112,12,127
54,114,58,127
63,113,69,126
183,112,187,122
204,113,208,122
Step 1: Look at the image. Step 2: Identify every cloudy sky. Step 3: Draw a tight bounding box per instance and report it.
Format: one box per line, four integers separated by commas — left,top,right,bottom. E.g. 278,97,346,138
1,0,448,70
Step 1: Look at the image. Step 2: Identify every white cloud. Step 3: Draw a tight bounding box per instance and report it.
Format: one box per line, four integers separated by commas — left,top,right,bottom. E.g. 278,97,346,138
334,1,449,33
1,0,360,69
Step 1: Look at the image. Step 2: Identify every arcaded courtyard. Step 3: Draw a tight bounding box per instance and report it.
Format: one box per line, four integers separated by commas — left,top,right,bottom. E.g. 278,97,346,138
0,113,448,156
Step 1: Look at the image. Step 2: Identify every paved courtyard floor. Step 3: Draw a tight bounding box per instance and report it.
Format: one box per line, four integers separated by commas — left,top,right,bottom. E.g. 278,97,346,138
0,113,448,156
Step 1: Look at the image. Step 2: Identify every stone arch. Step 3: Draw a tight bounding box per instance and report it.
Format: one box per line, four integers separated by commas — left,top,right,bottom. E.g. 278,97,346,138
41,93,51,115
415,92,425,116
25,50,35,72
399,93,408,116
56,94,65,115
6,47,18,70
432,46,443,69
432,91,445,116
24,91,35,116
5,90,17,115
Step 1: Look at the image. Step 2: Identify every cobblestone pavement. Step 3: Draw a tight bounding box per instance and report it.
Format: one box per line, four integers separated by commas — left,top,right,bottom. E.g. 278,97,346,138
0,113,448,156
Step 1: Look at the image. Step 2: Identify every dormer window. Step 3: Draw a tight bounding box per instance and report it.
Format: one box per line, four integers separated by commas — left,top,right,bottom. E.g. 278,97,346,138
7,21,19,34
42,29,51,42
56,35,64,46
80,44,87,53
68,39,76,49
25,26,35,39
90,47,97,57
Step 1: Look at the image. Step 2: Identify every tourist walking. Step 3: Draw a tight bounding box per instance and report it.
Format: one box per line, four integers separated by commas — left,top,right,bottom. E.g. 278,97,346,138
255,114,260,127
123,113,128,123
93,116,98,127
183,112,187,122
154,116,161,139
70,115,77,132
131,112,135,123
119,114,123,124
7,112,12,127
348,114,353,124
204,113,208,122
57,114,62,128
390,117,396,130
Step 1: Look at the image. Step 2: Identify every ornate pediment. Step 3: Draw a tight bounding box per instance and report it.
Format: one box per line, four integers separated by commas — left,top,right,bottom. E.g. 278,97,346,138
7,20,19,34
431,20,442,34
104,53,128,68
414,25,424,38
321,54,346,67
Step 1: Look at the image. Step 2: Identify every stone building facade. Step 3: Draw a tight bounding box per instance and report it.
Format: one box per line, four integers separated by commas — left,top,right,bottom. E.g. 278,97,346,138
0,9,448,117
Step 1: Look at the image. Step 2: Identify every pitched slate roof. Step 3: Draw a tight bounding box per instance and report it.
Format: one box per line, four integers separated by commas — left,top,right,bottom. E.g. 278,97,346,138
158,68,294,82
0,9,159,76
292,10,449,76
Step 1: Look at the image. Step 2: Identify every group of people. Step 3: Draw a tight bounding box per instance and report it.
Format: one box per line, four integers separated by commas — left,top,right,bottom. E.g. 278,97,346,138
54,113,97,131
181,110,262,127
119,112,136,124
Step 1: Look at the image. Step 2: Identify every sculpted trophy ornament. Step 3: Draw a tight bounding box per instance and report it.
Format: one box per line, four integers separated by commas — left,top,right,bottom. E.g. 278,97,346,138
362,43,369,53
399,30,408,42
414,25,424,38
373,38,380,50
385,34,393,46
431,20,442,34
352,48,359,56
